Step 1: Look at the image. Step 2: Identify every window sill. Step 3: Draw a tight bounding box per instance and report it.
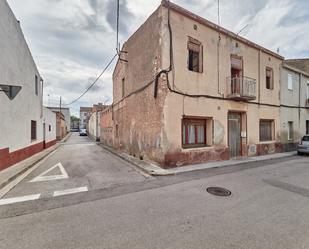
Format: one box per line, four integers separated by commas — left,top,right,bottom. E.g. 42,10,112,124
182,145,213,150
259,140,276,144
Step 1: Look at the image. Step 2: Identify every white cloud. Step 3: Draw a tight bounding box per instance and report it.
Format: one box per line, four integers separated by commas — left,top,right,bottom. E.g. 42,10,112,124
6,0,309,116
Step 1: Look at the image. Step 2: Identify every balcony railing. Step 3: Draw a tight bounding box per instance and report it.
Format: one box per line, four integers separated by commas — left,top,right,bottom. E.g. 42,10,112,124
226,76,256,101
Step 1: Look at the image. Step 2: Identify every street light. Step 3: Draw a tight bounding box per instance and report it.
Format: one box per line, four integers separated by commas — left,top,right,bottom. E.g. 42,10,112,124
0,84,22,100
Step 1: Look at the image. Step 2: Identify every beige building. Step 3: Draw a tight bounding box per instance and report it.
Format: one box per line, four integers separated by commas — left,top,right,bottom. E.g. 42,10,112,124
101,1,290,167
280,62,309,151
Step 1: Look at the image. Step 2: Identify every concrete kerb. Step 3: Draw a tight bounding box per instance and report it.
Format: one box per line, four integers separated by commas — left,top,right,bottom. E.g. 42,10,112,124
98,143,168,177
97,144,297,176
0,134,71,197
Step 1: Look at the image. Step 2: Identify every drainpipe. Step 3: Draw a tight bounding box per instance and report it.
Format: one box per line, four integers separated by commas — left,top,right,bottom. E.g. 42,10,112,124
299,73,302,134
258,50,261,104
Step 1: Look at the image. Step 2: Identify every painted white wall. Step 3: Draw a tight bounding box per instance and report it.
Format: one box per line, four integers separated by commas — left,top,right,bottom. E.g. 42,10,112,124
43,107,56,143
88,112,100,141
47,107,71,132
0,0,43,152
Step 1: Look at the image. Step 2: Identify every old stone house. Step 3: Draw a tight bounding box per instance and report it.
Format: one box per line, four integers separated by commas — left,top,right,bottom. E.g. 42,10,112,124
101,1,307,167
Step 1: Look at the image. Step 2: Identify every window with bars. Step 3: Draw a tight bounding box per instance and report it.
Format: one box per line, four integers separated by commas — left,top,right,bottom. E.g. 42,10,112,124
49,125,51,132
182,118,206,148
259,120,274,142
266,67,274,89
31,120,37,141
188,37,203,73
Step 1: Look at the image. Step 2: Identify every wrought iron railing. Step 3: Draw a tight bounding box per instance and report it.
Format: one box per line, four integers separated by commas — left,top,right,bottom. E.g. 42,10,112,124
226,76,256,100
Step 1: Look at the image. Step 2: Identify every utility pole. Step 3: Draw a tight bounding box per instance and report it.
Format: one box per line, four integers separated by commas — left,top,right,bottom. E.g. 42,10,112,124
60,96,62,115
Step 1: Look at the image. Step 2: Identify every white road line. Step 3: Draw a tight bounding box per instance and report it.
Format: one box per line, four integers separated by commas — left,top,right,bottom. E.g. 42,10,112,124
0,194,41,206
0,149,58,198
53,186,88,197
29,162,69,183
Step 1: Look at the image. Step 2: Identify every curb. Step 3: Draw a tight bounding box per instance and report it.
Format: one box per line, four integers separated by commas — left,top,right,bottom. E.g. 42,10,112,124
0,144,61,197
97,144,297,176
0,135,72,196
98,143,158,177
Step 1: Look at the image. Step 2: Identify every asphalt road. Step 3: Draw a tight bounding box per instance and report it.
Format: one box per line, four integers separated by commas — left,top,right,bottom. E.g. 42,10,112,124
1,135,309,249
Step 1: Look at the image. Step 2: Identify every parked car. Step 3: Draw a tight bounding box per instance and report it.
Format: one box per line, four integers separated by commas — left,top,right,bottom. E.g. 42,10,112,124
79,128,87,136
297,135,309,155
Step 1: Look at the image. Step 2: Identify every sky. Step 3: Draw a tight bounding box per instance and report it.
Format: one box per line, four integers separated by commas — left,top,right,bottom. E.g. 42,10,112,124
7,0,309,116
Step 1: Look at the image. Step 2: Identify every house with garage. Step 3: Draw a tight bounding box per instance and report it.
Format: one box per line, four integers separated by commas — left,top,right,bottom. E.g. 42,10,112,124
0,0,56,171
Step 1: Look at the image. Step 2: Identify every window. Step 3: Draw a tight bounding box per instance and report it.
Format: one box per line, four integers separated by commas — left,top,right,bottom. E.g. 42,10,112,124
266,67,273,89
288,121,294,140
49,125,51,132
115,124,119,138
307,81,309,100
31,120,37,140
259,120,274,141
288,74,293,90
122,78,125,98
182,118,206,148
188,37,203,73
306,121,309,135
35,75,39,95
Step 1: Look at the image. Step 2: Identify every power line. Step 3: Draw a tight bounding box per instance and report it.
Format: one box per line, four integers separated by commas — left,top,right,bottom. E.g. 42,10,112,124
63,53,118,106
116,0,120,53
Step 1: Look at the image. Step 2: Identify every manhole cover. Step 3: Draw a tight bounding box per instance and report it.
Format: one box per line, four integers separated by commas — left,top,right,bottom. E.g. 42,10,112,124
206,187,231,197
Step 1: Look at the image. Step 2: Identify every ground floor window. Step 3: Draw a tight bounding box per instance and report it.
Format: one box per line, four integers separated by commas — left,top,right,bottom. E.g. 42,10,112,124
259,120,274,142
288,121,294,140
306,121,309,135
182,118,207,148
31,120,37,141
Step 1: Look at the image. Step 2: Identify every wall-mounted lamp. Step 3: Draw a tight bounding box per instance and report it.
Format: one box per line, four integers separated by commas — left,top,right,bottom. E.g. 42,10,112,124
0,84,22,100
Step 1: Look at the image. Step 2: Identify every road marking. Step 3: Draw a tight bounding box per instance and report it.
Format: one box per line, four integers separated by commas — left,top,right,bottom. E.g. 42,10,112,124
0,149,59,198
0,194,41,206
53,186,88,197
29,162,68,183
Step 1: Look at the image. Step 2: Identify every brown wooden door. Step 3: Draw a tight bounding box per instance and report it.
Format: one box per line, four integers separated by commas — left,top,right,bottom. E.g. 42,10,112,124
228,113,241,158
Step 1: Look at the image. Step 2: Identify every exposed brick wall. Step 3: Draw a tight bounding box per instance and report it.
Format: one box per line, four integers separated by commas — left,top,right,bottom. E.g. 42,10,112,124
101,108,114,146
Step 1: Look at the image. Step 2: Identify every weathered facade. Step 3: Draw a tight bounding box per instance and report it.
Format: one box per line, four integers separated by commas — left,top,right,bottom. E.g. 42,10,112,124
280,63,309,151
101,1,306,167
0,0,56,171
55,112,67,141
79,107,92,129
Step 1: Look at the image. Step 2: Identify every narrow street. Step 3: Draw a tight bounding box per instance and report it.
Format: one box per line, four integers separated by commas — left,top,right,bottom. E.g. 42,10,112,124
1,135,309,248
1,133,147,203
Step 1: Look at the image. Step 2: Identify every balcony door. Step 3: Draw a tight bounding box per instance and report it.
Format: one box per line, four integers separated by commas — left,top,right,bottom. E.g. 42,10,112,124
231,55,243,94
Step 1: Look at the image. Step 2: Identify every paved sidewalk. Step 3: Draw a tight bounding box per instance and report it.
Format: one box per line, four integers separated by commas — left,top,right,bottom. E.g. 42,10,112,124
0,133,71,196
99,143,297,176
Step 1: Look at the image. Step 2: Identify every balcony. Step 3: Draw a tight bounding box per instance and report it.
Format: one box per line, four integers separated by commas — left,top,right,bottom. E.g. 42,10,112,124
226,76,256,101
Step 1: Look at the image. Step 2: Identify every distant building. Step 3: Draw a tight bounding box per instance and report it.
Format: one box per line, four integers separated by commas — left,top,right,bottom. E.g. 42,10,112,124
87,103,108,141
54,112,67,141
280,62,309,151
0,0,56,171
47,107,71,132
79,107,93,129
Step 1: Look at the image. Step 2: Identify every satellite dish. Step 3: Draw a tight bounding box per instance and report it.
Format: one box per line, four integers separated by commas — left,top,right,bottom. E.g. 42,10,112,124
0,84,22,100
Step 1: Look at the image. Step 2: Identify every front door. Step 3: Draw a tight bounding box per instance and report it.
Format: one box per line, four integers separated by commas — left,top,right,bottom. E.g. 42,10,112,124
228,113,241,158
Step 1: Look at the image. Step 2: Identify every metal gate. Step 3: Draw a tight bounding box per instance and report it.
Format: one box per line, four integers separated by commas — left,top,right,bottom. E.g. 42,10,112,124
228,113,241,158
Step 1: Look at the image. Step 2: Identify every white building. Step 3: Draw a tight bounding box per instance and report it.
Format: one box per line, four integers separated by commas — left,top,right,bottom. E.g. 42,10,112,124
88,111,101,141
47,107,71,132
0,0,56,171
80,107,92,129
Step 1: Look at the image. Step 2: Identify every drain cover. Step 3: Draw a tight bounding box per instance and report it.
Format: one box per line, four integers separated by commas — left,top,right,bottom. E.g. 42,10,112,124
206,187,231,197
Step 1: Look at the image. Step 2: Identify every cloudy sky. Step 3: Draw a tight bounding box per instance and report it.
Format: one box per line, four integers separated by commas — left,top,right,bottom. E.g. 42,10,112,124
7,0,309,116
